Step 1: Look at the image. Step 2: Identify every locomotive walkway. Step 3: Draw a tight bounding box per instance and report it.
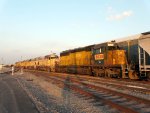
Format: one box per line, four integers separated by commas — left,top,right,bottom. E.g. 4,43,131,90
0,73,39,113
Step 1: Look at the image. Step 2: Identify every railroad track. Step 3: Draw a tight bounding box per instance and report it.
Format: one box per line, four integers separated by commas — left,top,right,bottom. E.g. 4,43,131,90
79,76,150,88
25,70,150,95
53,72,150,88
29,71,150,113
25,69,150,88
53,74,150,95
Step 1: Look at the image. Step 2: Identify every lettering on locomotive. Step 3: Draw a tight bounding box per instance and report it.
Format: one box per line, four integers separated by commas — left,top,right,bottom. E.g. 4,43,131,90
94,54,104,60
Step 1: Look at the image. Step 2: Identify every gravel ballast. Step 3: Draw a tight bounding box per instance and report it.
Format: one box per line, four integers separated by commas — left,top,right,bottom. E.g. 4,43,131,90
14,72,106,113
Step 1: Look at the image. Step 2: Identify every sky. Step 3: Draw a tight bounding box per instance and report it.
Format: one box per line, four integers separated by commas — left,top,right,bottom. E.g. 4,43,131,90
0,0,150,64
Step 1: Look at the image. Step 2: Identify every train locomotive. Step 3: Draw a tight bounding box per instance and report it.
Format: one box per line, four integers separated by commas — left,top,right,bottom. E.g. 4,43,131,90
15,53,59,72
91,42,127,78
15,32,150,80
57,45,94,75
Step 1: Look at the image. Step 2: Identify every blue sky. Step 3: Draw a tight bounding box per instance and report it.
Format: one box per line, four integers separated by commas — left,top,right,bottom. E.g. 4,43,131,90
0,0,150,64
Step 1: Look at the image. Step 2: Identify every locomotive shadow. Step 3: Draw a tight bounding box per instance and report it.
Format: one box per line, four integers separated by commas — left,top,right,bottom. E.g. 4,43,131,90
62,75,72,110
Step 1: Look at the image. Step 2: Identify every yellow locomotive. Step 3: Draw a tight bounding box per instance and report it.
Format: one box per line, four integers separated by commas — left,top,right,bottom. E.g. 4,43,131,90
58,45,93,74
91,42,130,78
15,53,59,72
57,42,130,78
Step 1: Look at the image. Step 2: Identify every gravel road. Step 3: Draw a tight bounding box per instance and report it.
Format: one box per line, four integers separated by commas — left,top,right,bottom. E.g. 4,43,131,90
0,73,39,113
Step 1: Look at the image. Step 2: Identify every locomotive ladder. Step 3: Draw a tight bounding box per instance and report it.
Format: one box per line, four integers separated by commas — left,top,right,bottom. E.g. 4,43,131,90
138,46,147,77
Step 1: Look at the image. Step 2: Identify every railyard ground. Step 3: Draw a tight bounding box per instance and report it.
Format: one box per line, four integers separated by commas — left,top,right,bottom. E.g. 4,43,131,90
0,68,150,113
14,71,104,113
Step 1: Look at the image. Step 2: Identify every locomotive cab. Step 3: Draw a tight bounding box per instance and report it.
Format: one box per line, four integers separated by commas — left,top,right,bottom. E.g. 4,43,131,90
46,53,59,72
92,41,127,78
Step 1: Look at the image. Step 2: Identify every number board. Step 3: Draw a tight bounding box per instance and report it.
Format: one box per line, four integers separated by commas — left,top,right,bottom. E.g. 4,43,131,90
94,54,104,60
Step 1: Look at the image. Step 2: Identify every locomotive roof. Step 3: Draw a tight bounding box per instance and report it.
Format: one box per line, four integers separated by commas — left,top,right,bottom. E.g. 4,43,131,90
93,42,116,49
45,53,58,58
60,45,94,56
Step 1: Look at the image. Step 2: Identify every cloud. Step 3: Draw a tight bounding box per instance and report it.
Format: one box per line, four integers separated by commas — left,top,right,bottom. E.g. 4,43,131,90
107,10,133,21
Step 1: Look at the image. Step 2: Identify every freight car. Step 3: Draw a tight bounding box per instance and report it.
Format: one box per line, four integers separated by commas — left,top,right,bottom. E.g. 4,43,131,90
117,32,150,79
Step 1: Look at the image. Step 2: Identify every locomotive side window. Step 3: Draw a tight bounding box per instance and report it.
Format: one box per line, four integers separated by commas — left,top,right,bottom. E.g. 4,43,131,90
99,48,102,53
94,47,104,54
95,49,99,54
